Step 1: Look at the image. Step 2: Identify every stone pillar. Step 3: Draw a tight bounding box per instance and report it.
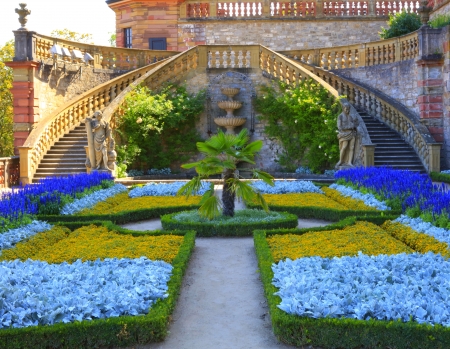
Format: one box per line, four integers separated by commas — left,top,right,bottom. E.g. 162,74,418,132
362,144,375,167
441,26,450,168
416,26,445,145
18,146,32,185
5,61,40,155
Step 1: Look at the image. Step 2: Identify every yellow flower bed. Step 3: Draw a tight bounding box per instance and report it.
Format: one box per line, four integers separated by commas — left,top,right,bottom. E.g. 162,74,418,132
262,193,348,210
1,225,183,264
322,187,378,211
382,220,450,258
77,192,201,215
0,226,71,262
267,221,413,262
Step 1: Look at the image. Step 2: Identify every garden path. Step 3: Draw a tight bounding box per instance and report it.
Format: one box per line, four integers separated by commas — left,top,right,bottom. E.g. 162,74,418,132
118,218,329,349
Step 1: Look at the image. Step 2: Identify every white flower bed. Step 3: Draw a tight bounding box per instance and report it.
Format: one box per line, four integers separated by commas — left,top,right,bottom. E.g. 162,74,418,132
128,181,209,198
395,215,450,248
0,221,52,250
0,257,172,328
329,184,390,211
252,180,323,194
273,252,450,326
60,184,128,215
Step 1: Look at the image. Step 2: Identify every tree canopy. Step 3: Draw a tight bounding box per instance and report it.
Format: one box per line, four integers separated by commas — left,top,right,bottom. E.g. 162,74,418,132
0,40,15,157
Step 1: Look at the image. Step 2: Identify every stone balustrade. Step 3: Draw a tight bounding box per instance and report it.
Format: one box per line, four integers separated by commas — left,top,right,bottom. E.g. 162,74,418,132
181,0,419,19
18,59,169,184
278,30,419,69
303,62,441,172
0,157,20,189
32,33,178,71
204,46,260,68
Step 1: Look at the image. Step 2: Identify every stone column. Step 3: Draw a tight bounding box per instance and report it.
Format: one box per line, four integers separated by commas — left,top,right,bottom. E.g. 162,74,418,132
5,61,40,155
416,26,445,146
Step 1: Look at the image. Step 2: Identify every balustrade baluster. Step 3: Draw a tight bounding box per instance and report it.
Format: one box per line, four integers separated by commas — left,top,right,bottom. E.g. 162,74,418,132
330,51,336,69
321,53,328,69
238,50,244,68
245,51,251,68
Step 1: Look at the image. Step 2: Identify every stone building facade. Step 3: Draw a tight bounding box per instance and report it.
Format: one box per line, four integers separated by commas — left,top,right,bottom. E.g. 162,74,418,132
105,0,389,52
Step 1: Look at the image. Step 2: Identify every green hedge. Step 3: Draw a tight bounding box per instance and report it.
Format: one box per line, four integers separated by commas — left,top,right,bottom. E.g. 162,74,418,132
247,202,401,221
254,217,450,348
0,226,196,349
37,205,200,225
161,211,298,237
430,172,450,185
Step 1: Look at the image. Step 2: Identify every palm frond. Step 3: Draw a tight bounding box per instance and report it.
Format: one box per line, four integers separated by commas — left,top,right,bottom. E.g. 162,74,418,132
198,195,222,220
252,169,275,186
229,179,256,203
177,176,203,198
243,140,263,154
253,191,270,213
199,182,215,206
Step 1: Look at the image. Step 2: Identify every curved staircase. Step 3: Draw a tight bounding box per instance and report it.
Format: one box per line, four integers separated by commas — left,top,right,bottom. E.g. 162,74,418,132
359,112,425,172
32,124,87,182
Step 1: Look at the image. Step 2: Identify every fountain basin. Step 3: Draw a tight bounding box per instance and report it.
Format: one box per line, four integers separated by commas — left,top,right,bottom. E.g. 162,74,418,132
221,87,240,100
217,100,242,110
214,117,246,134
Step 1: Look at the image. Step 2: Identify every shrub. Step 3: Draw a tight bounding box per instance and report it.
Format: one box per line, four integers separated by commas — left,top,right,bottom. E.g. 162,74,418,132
115,84,206,172
429,14,450,29
254,80,340,172
379,11,421,39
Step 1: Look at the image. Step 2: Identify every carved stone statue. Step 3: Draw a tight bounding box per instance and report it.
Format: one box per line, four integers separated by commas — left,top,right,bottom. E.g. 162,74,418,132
85,110,115,174
336,103,357,168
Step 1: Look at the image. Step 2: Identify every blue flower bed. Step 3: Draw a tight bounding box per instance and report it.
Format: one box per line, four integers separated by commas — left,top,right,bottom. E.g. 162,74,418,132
0,172,113,227
60,184,128,215
335,167,450,217
329,183,391,211
395,215,450,248
128,181,209,198
0,257,172,329
273,252,450,326
0,220,52,250
251,180,323,194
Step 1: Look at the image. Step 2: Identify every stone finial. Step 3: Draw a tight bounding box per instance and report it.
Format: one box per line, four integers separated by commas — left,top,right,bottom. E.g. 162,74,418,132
418,0,432,26
15,3,31,30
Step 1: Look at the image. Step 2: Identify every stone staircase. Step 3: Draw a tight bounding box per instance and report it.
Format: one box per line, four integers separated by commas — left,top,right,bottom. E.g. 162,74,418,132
359,111,425,172
33,124,88,182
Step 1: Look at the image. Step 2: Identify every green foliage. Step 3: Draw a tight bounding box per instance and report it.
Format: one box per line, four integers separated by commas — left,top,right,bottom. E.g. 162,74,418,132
161,209,298,236
177,128,274,219
115,84,205,172
0,40,14,157
379,11,421,39
50,29,93,43
430,171,450,184
108,32,117,47
254,217,450,349
429,14,450,29
254,80,340,173
0,223,196,349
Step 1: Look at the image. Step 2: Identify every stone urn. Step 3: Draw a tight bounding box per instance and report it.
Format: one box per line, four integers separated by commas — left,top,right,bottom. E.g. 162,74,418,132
214,87,246,134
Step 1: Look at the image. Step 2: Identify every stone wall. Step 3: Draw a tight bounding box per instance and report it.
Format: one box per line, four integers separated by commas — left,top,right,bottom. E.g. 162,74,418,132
34,66,118,121
178,19,387,51
184,68,283,171
332,59,420,116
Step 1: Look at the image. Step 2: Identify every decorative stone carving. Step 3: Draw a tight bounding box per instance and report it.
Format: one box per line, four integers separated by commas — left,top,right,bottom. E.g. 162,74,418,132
16,3,31,30
214,87,246,134
85,110,116,175
336,102,357,169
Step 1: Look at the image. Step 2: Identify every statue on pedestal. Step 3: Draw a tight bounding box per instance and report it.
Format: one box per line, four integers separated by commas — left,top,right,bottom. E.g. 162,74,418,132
85,110,115,175
335,103,357,169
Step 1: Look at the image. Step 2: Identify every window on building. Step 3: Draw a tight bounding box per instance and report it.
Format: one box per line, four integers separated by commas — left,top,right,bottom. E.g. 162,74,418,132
124,28,132,48
149,38,167,50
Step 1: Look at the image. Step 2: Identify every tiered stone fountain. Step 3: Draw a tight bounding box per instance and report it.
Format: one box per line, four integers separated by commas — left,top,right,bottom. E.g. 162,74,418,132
214,87,246,134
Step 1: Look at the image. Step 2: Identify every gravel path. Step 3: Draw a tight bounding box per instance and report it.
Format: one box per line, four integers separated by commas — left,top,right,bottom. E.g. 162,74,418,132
119,218,329,349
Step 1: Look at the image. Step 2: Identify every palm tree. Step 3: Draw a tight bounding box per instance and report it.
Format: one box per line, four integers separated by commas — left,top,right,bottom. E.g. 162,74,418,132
177,128,274,219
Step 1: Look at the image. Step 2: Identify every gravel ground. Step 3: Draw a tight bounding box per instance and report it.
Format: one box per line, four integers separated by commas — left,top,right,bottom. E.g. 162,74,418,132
118,218,330,349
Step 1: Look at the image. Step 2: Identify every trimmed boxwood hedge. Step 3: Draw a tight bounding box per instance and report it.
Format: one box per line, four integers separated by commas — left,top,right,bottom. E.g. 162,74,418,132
254,216,450,348
430,172,450,185
161,210,299,237
246,202,401,222
37,205,200,225
0,224,196,349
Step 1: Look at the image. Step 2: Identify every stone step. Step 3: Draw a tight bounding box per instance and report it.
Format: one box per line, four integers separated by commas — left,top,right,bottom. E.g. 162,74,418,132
38,162,86,169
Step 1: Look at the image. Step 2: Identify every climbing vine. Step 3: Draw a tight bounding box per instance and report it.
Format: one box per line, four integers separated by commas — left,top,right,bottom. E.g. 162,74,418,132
115,84,206,174
254,80,341,172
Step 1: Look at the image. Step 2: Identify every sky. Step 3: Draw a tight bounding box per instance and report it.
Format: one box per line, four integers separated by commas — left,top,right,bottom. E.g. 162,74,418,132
0,0,116,46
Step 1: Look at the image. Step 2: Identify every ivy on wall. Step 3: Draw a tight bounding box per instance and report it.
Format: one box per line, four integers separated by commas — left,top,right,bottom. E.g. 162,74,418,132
115,84,206,174
254,80,341,172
